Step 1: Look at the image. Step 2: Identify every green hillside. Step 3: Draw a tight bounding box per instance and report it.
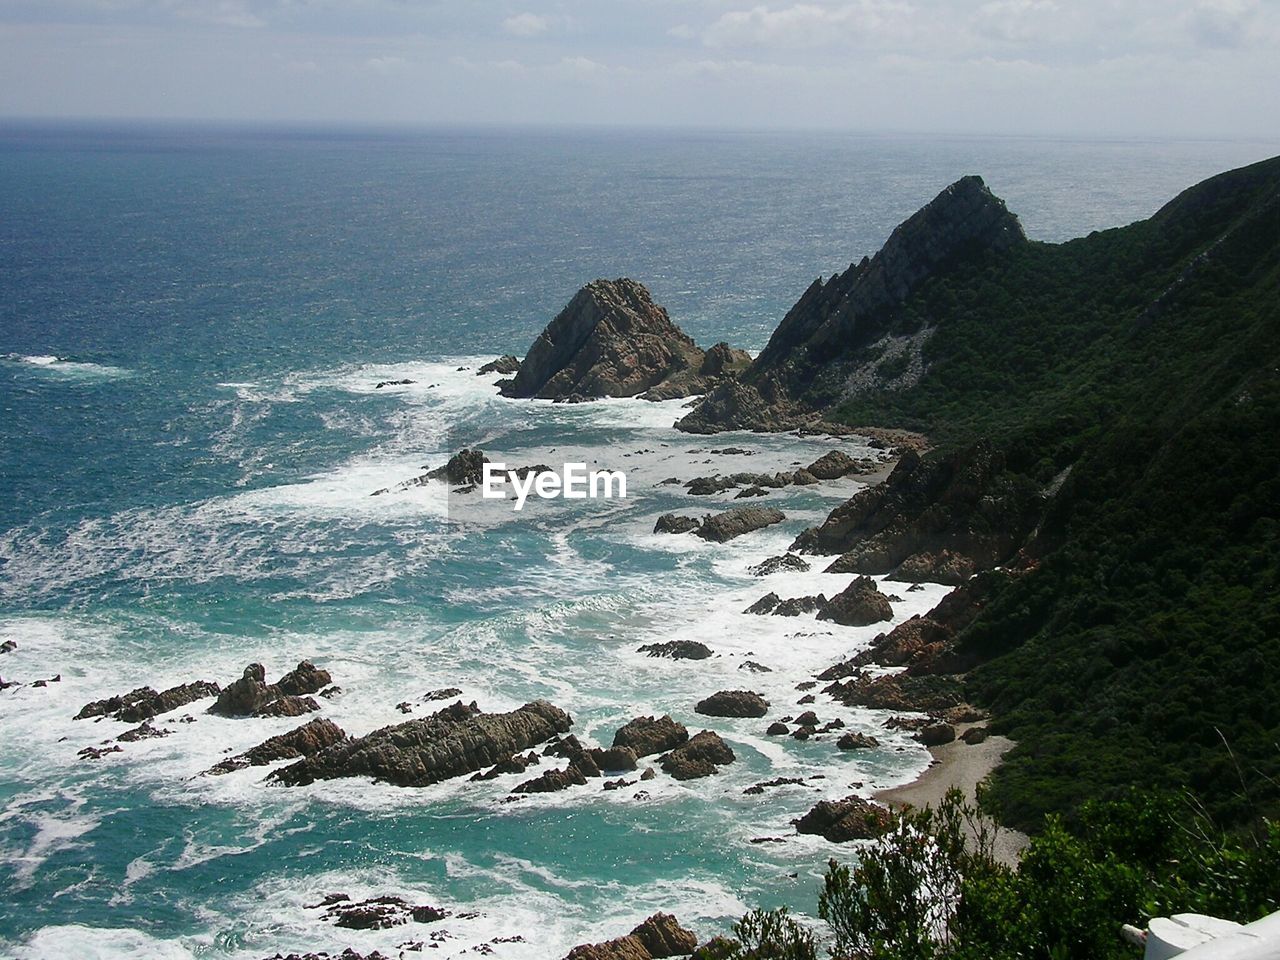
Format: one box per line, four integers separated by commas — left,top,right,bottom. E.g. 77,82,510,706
837,156,1280,830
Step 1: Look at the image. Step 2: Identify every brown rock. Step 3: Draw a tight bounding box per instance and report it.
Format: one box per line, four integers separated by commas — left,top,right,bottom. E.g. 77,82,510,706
695,690,768,718
612,716,689,757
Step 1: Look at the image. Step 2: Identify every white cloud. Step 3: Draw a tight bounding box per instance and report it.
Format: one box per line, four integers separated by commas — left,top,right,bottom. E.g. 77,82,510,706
975,0,1058,43
364,55,406,75
1184,0,1259,48
704,1,914,49
502,12,550,37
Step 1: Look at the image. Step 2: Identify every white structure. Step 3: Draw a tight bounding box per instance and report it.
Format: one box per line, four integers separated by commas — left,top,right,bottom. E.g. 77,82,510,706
1135,911,1280,959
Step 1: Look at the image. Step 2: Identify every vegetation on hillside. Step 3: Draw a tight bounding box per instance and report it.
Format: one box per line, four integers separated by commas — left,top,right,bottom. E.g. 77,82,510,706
833,156,1280,830
703,790,1280,959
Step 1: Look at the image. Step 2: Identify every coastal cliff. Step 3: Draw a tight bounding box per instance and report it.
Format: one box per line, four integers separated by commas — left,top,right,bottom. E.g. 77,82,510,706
677,176,1024,433
714,154,1280,831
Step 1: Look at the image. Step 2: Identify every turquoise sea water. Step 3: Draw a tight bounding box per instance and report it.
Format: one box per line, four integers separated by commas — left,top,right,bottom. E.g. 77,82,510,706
1,125,1277,958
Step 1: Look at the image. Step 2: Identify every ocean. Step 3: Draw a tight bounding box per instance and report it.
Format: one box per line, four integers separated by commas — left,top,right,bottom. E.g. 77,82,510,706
1,124,1275,958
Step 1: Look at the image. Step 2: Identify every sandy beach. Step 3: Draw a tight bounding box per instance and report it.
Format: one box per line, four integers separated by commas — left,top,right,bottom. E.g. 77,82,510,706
876,723,1029,866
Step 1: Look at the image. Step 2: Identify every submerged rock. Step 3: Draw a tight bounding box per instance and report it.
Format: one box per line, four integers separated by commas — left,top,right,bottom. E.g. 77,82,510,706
270,700,571,788
637,640,713,660
747,554,810,576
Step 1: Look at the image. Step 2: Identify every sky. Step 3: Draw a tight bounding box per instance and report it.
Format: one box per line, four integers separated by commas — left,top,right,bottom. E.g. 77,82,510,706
0,0,1277,137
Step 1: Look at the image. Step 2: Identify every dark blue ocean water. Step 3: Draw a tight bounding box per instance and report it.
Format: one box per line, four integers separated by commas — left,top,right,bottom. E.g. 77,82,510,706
1,124,1275,958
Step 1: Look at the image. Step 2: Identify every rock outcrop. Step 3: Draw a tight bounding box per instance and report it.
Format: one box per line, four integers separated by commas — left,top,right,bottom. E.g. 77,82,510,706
817,576,893,626
678,176,1026,433
477,355,520,375
612,715,689,757
659,731,736,780
638,641,713,660
694,690,768,718
564,912,699,960
76,680,221,723
795,795,894,842
210,718,348,775
270,700,571,787
500,279,748,401
790,443,1042,584
748,553,810,576
210,662,332,718
694,506,784,543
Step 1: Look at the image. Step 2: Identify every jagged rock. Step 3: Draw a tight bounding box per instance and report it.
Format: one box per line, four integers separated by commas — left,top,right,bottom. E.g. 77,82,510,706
210,661,330,718
260,951,389,960
824,673,963,713
470,751,540,781
425,449,488,487
513,759,592,794
694,506,785,543
739,660,772,674
210,718,348,775
589,746,639,772
917,722,957,746
805,450,858,480
837,732,880,750
817,576,893,626
477,355,520,375
735,486,769,499
117,721,171,742
748,554,810,576
76,680,221,723
744,777,806,795
660,731,736,780
564,912,699,960
612,716,689,757
695,690,768,718
766,722,789,736
638,641,713,660
78,744,123,760
791,469,819,485
791,443,1041,584
270,700,571,787
255,695,320,718
422,687,463,701
0,640,16,654
794,710,819,727
772,594,826,617
316,894,448,930
678,177,1026,434
744,592,781,615
654,514,701,535
375,378,414,389
795,795,894,842
501,278,737,402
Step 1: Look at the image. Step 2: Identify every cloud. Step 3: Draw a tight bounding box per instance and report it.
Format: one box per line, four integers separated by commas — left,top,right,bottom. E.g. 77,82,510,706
1184,0,1259,48
502,12,550,37
703,1,914,49
364,55,406,75
975,0,1058,43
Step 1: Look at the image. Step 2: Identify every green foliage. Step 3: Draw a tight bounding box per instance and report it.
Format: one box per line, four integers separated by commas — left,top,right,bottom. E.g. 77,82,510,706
829,155,1280,829
819,790,989,960
725,908,818,960
739,790,1279,960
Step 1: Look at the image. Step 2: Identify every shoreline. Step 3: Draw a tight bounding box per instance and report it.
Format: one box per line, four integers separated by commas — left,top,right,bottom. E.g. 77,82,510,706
875,722,1029,867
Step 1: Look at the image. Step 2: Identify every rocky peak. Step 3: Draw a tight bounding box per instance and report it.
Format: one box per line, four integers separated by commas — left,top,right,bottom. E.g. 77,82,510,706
500,278,747,401
678,176,1025,433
